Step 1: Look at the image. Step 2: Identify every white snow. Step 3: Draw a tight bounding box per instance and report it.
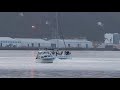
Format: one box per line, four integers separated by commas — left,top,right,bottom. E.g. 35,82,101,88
0,50,119,71
0,51,120,78
0,56,120,71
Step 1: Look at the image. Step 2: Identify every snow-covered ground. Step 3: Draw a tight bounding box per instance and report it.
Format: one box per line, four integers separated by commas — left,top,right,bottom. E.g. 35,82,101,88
0,57,120,71
0,50,120,78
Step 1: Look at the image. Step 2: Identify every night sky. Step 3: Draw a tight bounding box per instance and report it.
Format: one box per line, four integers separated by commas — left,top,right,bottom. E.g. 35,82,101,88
0,12,120,41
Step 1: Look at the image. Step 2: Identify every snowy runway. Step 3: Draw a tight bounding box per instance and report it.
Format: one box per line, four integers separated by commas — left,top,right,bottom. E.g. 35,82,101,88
0,50,120,78
0,57,120,71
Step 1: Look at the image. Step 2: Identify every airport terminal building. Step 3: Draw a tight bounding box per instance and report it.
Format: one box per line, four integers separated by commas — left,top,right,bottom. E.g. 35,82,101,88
0,37,93,49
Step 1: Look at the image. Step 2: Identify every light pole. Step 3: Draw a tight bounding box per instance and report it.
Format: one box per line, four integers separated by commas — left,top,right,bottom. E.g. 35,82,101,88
97,21,105,42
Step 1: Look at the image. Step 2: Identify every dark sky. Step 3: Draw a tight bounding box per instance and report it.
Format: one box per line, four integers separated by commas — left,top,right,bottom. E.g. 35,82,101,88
0,12,120,41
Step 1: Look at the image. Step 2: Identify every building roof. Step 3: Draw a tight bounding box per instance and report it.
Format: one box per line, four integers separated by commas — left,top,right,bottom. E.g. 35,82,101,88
15,38,50,43
0,37,18,41
49,39,91,43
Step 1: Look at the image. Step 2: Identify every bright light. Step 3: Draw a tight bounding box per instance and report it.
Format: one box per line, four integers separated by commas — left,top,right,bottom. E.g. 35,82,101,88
32,26,35,29
46,21,49,24
97,22,104,27
19,12,24,16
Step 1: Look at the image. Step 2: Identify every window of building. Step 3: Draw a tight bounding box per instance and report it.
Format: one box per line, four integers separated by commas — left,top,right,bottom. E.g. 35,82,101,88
0,43,2,47
86,44,88,48
38,43,40,47
31,43,34,47
68,44,70,47
77,44,80,48
51,44,56,48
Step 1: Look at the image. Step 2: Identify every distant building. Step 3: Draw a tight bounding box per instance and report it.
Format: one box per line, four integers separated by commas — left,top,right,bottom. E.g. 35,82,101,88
49,39,93,49
0,37,21,48
104,33,113,45
0,37,93,49
113,33,120,44
15,38,51,48
0,37,51,48
104,33,120,45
